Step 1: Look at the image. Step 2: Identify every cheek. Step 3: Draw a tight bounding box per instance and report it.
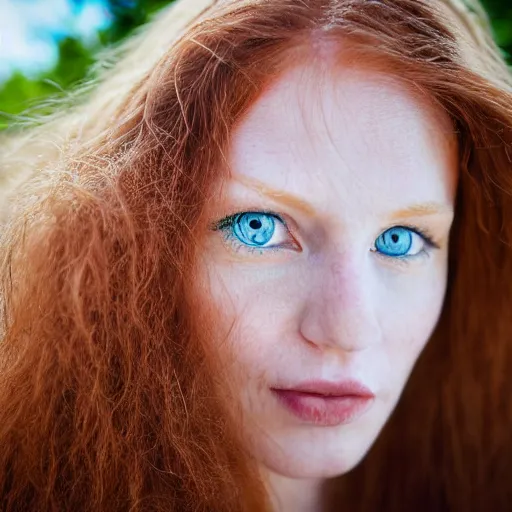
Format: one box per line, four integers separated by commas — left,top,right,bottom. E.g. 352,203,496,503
377,262,449,380
200,262,290,365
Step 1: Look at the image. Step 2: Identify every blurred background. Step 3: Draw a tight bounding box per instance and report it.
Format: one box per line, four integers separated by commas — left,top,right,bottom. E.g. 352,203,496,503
0,0,511,130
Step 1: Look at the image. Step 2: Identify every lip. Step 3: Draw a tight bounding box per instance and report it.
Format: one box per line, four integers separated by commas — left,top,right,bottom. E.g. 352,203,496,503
271,380,375,427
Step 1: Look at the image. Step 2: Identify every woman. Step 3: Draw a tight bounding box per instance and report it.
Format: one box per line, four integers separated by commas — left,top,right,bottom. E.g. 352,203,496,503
1,0,511,510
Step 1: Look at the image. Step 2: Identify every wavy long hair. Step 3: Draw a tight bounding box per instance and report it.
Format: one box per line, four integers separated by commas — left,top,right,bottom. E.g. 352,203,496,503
1,0,511,510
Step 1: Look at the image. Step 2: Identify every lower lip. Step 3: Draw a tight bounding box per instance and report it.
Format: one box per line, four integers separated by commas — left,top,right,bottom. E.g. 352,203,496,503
272,389,374,427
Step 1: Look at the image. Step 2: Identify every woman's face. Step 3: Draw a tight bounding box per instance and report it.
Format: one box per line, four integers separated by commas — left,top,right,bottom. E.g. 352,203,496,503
196,57,458,479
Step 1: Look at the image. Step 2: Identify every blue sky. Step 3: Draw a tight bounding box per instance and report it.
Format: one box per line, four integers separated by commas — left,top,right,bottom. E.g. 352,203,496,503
0,0,111,81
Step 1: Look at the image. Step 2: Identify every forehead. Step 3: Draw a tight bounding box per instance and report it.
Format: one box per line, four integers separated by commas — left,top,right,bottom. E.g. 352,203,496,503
226,60,458,216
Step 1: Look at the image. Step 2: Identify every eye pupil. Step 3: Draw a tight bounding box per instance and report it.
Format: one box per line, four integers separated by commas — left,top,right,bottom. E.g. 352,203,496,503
232,213,276,247
375,227,414,257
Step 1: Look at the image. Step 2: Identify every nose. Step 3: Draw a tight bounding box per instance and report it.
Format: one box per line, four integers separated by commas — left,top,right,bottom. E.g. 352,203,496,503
298,252,382,352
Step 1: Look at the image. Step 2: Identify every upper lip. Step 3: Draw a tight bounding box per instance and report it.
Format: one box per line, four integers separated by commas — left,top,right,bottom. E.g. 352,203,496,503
272,379,375,398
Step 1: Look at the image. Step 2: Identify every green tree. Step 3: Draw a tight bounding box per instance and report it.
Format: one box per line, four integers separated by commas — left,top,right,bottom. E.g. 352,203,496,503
0,37,96,129
0,1,174,129
482,0,512,60
101,0,173,43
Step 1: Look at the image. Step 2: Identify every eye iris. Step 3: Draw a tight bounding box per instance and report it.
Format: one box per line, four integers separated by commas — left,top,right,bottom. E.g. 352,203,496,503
234,213,275,246
376,227,413,257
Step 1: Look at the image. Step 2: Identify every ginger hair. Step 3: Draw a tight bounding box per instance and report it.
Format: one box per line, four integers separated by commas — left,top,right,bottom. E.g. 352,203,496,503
0,0,511,510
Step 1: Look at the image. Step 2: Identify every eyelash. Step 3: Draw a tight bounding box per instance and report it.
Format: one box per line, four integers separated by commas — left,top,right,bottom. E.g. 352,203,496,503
211,209,296,255
211,209,439,261
371,225,438,266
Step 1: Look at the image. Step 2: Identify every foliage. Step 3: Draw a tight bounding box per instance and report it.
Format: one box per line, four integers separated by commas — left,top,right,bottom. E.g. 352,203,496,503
0,37,95,129
483,0,512,55
0,0,510,129
0,0,173,129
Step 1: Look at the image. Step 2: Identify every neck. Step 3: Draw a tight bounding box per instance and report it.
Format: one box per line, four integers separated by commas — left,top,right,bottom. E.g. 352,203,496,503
263,470,327,512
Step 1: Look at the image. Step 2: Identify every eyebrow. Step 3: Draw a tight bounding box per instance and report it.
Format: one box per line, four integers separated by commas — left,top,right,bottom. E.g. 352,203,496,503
233,175,453,219
389,202,454,220
233,174,317,216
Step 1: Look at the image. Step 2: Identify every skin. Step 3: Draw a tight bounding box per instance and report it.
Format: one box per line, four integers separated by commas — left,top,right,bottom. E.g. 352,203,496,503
196,50,458,511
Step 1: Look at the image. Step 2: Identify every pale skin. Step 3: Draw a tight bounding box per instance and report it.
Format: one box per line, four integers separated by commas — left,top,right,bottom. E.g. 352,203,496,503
196,47,458,511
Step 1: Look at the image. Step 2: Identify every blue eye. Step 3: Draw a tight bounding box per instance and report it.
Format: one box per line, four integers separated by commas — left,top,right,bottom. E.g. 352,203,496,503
375,226,428,258
213,211,298,253
233,212,276,247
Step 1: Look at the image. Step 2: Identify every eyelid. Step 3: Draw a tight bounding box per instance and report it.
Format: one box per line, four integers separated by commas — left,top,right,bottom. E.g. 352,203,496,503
211,207,297,234
383,224,440,249
370,225,438,265
211,209,301,253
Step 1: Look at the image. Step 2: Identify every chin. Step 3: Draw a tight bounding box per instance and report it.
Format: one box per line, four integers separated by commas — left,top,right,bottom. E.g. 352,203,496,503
254,433,374,479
